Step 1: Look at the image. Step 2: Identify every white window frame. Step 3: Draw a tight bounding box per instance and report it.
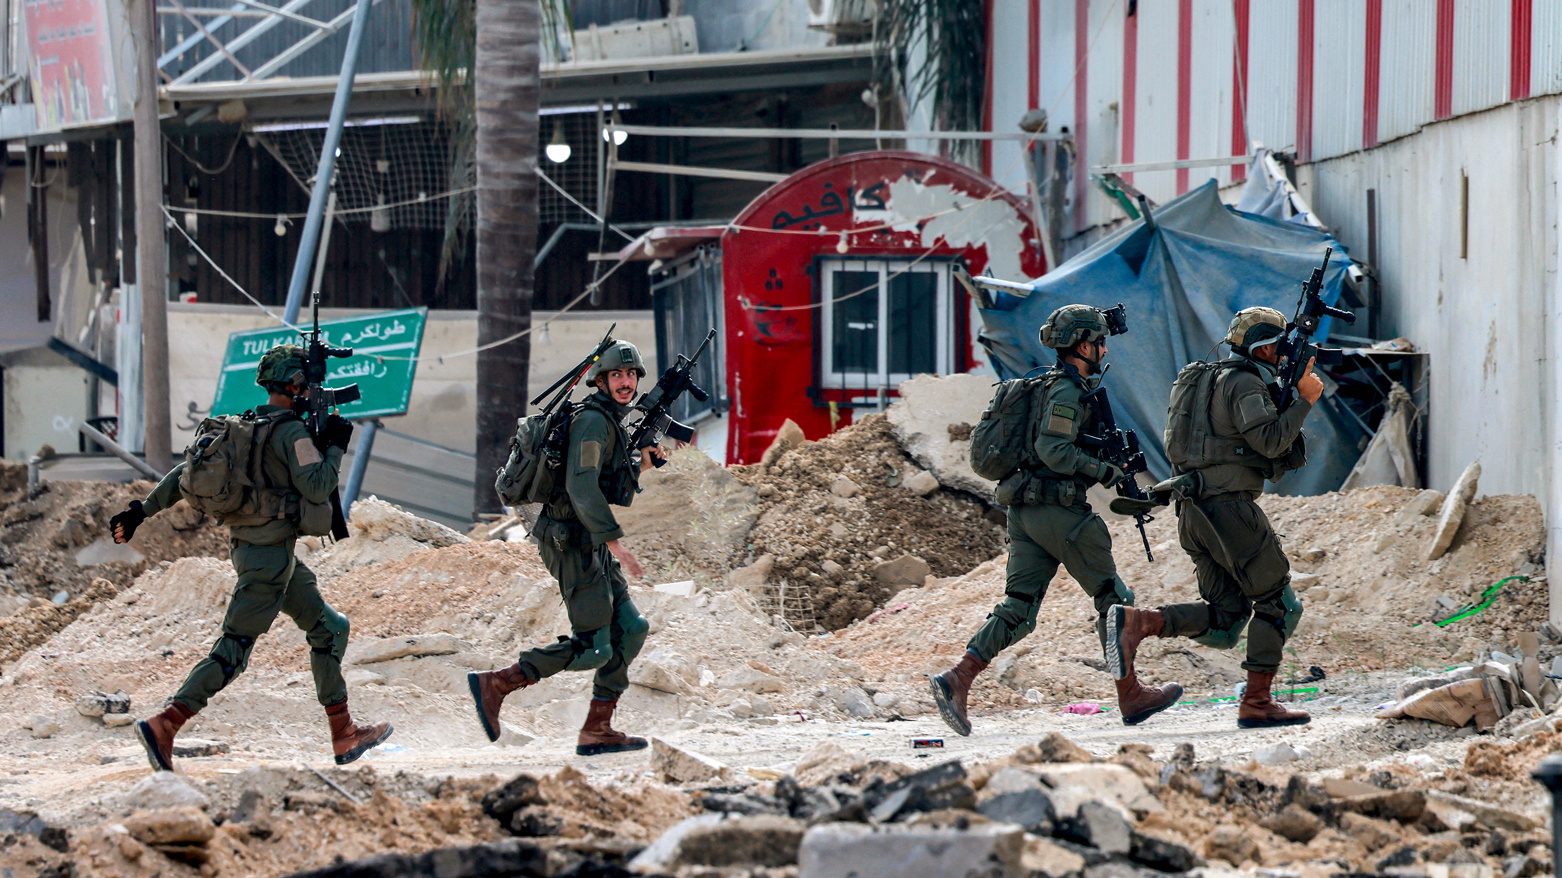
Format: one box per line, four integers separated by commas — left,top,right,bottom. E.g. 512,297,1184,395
817,258,955,395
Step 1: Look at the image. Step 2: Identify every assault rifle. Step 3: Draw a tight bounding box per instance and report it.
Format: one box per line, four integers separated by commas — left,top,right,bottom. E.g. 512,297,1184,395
1079,381,1157,563
300,291,362,540
628,328,716,468
1273,247,1356,411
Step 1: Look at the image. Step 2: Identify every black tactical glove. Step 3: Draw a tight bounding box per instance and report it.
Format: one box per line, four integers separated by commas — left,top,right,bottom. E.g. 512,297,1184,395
110,501,146,544
324,415,354,451
1096,461,1125,489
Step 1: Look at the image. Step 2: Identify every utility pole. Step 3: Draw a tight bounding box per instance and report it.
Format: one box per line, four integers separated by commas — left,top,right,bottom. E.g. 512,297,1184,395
132,0,171,472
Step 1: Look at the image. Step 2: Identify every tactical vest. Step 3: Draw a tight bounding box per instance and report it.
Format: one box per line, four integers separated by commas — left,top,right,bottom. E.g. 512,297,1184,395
1164,359,1271,473
179,410,331,534
566,395,640,508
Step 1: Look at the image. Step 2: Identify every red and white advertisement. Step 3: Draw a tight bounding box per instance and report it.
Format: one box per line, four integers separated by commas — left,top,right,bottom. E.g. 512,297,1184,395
24,0,126,129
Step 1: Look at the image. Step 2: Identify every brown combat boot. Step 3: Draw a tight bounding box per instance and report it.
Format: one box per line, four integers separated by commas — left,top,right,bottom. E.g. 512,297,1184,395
1104,605,1165,681
1238,671,1311,728
467,664,534,742
1115,672,1183,725
135,702,196,772
325,700,394,765
576,698,647,756
929,651,989,737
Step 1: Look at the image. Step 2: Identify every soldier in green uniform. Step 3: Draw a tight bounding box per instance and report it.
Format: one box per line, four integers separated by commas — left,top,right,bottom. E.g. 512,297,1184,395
1105,306,1321,728
930,305,1182,736
108,345,393,770
468,340,664,756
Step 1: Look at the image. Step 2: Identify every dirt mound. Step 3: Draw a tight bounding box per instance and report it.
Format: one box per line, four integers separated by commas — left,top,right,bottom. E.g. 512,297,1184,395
0,467,228,606
614,446,759,590
730,414,1006,630
825,485,1548,715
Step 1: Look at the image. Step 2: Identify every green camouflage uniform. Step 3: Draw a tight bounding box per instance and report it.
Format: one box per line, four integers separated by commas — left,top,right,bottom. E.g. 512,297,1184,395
516,389,649,700
1159,356,1311,673
140,404,350,712
966,363,1132,663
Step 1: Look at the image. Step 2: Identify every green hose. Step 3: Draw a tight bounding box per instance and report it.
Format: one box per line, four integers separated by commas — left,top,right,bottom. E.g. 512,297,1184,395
1424,575,1530,627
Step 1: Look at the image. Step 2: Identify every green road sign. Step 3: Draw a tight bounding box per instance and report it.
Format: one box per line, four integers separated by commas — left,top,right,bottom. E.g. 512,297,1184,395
212,308,428,419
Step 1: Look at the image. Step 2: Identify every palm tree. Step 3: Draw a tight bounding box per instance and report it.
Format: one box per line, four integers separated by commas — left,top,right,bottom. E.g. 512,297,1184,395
413,0,567,520
874,0,986,166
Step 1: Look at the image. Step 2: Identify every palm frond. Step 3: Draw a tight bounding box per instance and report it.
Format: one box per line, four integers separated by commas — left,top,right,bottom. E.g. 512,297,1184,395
873,0,986,163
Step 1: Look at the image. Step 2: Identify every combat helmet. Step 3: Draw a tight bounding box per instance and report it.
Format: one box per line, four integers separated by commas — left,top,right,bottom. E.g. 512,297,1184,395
586,340,647,384
255,344,307,391
1225,307,1288,352
1038,304,1109,350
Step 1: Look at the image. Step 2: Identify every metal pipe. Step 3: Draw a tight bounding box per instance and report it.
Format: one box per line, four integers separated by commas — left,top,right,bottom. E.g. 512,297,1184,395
78,422,165,480
280,0,373,327
341,418,379,518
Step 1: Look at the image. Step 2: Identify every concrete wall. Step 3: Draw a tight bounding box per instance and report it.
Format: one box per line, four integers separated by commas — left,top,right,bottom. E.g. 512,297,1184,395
1,346,92,460
1296,95,1561,621
162,304,657,454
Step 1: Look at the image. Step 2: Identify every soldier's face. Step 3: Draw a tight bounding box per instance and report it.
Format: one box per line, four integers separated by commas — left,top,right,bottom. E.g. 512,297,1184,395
598,369,639,404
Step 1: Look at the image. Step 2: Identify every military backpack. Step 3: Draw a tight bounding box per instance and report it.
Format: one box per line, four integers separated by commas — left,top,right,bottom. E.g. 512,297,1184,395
178,410,307,527
495,405,573,507
969,376,1050,481
1164,360,1266,472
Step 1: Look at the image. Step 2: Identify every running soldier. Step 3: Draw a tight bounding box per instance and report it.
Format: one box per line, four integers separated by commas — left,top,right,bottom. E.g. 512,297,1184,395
930,305,1182,735
109,345,392,770
468,340,664,756
1105,307,1320,728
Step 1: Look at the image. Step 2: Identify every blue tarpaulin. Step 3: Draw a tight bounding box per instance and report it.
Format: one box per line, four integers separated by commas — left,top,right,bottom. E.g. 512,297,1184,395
976,180,1364,496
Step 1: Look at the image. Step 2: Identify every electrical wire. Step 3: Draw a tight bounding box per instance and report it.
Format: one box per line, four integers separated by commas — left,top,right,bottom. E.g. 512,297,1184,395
161,204,303,333
164,186,476,220
164,130,244,176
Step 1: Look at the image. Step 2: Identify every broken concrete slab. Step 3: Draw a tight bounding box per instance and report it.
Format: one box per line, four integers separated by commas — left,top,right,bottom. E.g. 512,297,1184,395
1425,790,1537,832
670,814,806,869
283,838,546,878
873,554,931,588
1429,461,1481,560
1034,763,1163,816
651,738,730,784
759,419,808,468
978,788,1055,835
349,633,463,664
886,373,997,503
1401,489,1446,519
1057,800,1131,854
797,821,1024,878
123,807,215,846
901,469,940,496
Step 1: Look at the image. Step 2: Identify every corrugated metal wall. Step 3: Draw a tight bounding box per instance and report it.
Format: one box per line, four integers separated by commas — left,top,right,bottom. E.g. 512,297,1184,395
1311,0,1365,161
1532,0,1562,97
1245,0,1299,154
1377,0,1436,143
1452,0,1510,117
1130,1,1180,205
1185,0,1234,192
988,0,1031,195
1079,0,1123,233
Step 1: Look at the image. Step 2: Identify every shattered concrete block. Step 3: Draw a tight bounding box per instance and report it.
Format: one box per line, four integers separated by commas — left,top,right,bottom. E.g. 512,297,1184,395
1057,801,1131,854
1035,764,1163,816
123,807,216,846
651,738,731,784
1201,824,1258,865
1015,731,1094,765
1429,461,1481,561
1262,803,1323,842
885,373,998,502
873,554,931,587
866,760,975,818
670,814,806,868
759,419,808,468
1022,835,1087,877
128,773,211,810
728,554,775,590
1129,829,1202,872
495,722,535,748
716,667,785,694
901,470,940,496
978,788,1056,835
980,767,1044,798
797,822,1024,878
837,687,876,718
1426,790,1537,832
829,476,860,498
1423,799,1479,833
349,633,463,664
76,690,131,718
1339,812,1401,851
1401,489,1447,518
630,661,692,695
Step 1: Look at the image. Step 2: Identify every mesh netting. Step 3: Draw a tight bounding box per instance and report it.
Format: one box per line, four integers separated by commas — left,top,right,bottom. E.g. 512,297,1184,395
258,115,599,230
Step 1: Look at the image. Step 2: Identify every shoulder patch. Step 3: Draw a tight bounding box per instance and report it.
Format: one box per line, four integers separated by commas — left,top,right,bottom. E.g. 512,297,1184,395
294,436,323,466
1042,402,1079,437
1235,392,1277,431
579,440,602,471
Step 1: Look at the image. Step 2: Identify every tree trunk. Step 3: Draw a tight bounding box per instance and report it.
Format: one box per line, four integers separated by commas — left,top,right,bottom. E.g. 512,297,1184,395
471,0,540,520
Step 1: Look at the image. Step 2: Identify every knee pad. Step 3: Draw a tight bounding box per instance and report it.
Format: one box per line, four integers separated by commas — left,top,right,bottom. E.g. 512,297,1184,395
1278,584,1303,639
1092,576,1134,617
564,627,612,672
310,607,350,662
993,594,1040,641
1191,613,1249,650
210,632,257,683
616,601,649,663
1111,576,1135,607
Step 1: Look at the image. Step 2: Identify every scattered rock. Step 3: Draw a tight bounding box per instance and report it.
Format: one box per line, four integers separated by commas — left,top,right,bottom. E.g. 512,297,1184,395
872,554,931,587
1253,743,1299,765
24,715,59,738
797,822,1024,878
837,687,875,718
1426,790,1537,832
651,738,731,784
1262,803,1323,843
123,807,216,846
728,554,774,590
1017,732,1094,765
759,419,808,468
103,713,136,728
1202,824,1258,865
1129,830,1203,872
1339,789,1426,824
1429,461,1481,560
173,738,230,758
901,470,940,496
1034,764,1163,816
495,722,535,748
1058,801,1132,854
75,689,130,718
1402,489,1446,518
631,661,693,695
1023,835,1088,877
668,814,806,868
282,838,546,878
127,773,210,810
978,788,1056,834
830,476,860,498
716,667,785,694
1339,811,1400,851
0,808,68,853
349,633,463,664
